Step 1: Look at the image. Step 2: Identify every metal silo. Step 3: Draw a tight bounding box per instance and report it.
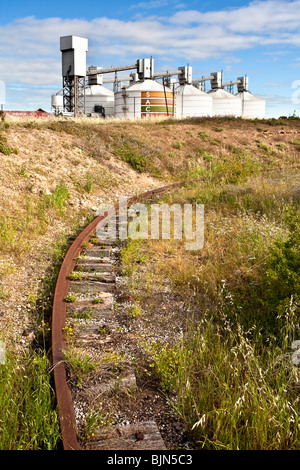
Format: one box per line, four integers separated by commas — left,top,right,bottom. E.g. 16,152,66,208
176,84,213,118
85,85,114,117
114,79,174,119
207,72,242,117
51,94,64,115
85,67,114,117
234,77,265,119
236,91,265,119
174,65,212,118
208,88,242,117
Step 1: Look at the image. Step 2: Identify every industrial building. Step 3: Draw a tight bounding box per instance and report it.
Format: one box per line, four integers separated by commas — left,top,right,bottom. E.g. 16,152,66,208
51,35,265,119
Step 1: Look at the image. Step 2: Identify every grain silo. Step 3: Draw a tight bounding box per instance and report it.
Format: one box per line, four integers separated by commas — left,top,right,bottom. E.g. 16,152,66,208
208,72,242,117
114,59,175,119
84,66,114,117
174,65,212,118
176,85,213,118
235,77,265,119
51,94,64,115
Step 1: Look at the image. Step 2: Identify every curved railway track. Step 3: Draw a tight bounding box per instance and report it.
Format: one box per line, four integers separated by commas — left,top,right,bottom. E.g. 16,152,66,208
51,164,297,450
51,181,188,450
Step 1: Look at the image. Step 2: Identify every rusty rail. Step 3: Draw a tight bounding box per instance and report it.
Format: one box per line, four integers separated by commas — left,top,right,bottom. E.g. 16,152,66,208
51,181,187,450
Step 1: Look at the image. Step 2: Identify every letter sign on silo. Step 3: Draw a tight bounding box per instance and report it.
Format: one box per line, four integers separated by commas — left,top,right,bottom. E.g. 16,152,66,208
141,91,174,117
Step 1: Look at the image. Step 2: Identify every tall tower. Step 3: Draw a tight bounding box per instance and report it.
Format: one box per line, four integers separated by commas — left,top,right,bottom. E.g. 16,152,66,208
60,36,88,116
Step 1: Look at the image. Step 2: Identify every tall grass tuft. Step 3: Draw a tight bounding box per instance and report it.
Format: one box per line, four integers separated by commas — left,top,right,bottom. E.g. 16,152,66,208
0,348,60,449
151,294,300,450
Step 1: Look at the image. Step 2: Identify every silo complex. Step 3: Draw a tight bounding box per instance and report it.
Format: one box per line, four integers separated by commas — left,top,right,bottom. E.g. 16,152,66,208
54,36,265,119
176,84,213,118
114,79,174,119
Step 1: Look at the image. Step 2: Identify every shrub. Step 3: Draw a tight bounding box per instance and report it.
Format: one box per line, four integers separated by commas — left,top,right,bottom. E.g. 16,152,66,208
43,181,70,213
0,134,18,155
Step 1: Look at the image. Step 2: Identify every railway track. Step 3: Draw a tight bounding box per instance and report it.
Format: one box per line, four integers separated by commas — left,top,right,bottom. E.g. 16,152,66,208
51,181,188,450
51,164,297,451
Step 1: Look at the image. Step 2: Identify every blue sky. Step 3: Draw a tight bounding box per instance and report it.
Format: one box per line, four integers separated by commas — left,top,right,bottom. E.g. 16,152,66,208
0,0,300,117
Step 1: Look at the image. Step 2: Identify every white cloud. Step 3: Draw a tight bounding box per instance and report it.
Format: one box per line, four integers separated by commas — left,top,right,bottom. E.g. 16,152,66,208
265,81,290,87
0,1,299,83
170,0,300,33
129,0,170,10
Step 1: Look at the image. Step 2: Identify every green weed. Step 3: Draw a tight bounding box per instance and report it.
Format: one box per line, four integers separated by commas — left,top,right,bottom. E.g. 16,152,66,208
64,349,97,386
115,135,162,176
92,298,104,304
64,294,77,303
82,405,112,440
0,349,60,449
198,131,210,142
43,181,70,213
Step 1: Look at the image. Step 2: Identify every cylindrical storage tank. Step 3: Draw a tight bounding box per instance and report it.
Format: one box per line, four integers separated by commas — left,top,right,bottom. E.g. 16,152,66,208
84,85,115,117
51,94,63,110
176,84,213,118
114,79,175,119
235,91,265,119
208,88,242,117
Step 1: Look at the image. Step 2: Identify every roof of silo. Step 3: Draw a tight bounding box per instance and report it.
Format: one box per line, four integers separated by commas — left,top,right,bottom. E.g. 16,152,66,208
207,88,240,99
85,85,114,96
235,91,265,102
176,84,211,97
126,79,171,92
